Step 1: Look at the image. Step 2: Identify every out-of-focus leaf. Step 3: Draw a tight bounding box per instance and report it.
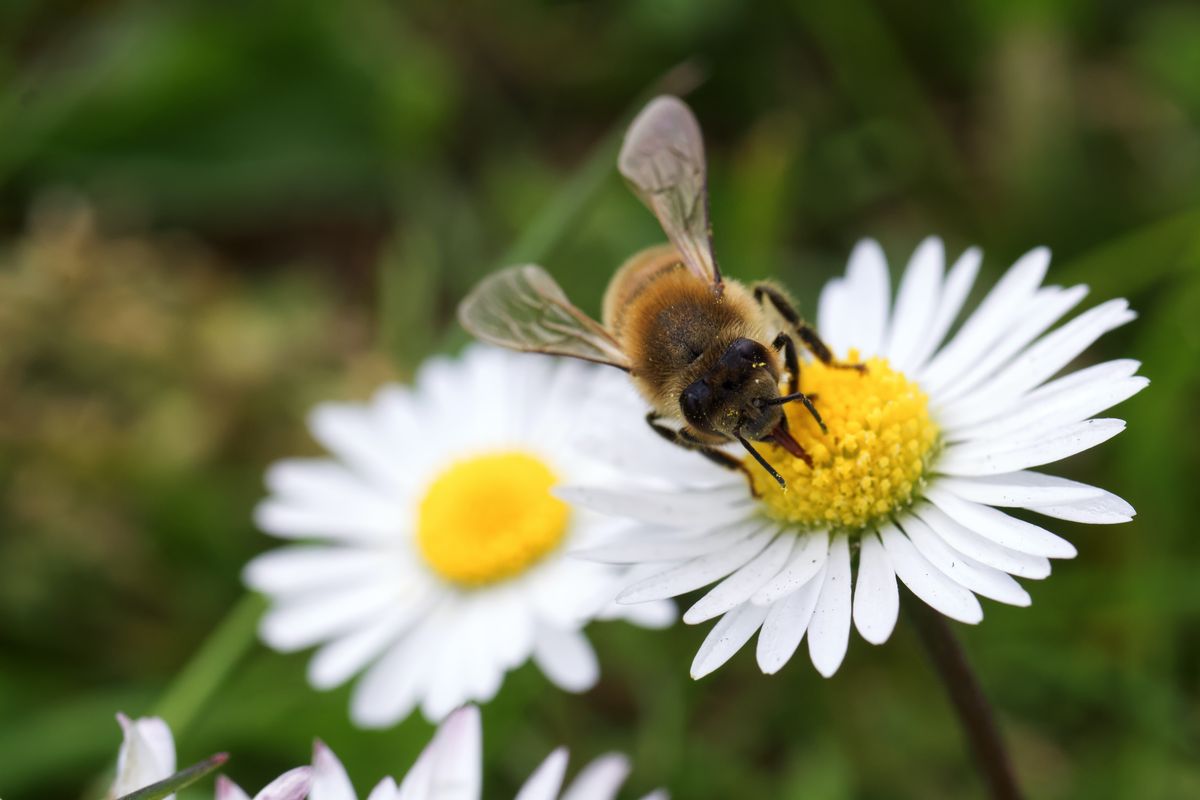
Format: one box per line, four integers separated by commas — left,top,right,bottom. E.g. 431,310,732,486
116,753,229,800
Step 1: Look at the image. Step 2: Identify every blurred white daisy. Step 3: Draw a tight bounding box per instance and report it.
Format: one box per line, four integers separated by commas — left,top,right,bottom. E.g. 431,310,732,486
110,713,310,800
561,237,1147,679
245,346,673,727
309,705,666,800
110,713,176,798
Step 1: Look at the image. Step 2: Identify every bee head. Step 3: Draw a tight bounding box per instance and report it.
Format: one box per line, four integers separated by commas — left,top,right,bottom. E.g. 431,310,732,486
679,337,783,440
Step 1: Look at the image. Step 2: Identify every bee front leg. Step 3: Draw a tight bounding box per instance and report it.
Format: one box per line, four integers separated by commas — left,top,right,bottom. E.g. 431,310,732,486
644,412,760,493
771,331,800,395
753,282,866,372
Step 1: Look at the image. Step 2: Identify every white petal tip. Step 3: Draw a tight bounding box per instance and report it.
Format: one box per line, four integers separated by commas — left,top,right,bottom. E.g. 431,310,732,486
858,629,892,646
615,588,648,605
1052,542,1079,559
813,661,842,679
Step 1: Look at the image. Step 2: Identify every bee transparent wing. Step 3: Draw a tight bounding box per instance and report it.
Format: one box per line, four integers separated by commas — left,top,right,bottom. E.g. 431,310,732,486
458,265,632,370
618,95,721,288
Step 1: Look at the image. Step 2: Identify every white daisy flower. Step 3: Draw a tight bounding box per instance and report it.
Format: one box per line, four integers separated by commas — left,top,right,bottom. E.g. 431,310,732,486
109,713,311,800
244,346,674,727
309,705,667,800
561,237,1147,679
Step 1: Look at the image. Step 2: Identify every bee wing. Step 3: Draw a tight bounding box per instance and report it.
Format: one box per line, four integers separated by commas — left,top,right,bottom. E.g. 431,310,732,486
458,264,631,370
618,95,721,288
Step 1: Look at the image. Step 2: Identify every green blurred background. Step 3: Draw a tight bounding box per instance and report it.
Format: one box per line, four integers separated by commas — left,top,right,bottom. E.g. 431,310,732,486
1,0,1198,797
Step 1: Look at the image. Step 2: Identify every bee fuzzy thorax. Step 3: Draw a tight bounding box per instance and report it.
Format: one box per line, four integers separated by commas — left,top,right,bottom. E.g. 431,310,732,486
603,248,773,413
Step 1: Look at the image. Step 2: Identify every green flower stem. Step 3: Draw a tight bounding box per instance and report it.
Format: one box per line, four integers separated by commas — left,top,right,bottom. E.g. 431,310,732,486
152,593,266,736
907,597,1023,800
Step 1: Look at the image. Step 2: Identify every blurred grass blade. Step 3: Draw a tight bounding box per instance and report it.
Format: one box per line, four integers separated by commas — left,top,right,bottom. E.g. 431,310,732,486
1057,208,1200,297
153,594,266,737
499,60,706,267
115,753,229,800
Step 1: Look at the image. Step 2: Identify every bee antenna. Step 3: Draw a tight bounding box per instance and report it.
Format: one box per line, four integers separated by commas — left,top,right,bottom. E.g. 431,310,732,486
764,392,827,433
736,433,786,489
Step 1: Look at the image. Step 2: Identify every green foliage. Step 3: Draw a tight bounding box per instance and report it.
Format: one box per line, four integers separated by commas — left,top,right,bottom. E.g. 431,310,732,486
116,754,228,800
2,0,1199,798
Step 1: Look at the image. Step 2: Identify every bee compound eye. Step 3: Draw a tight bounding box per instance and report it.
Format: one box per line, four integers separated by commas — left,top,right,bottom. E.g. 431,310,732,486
680,380,712,426
736,338,760,358
724,337,765,369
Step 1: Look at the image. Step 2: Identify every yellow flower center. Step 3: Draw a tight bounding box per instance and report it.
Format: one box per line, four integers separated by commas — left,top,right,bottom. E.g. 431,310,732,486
746,354,939,531
417,451,569,587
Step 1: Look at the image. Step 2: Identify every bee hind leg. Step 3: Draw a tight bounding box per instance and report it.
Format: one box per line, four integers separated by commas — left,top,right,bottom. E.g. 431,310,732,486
644,412,762,494
753,282,866,372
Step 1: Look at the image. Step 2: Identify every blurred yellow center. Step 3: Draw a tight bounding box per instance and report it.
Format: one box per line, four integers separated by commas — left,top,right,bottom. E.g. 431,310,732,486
746,354,938,531
417,451,569,586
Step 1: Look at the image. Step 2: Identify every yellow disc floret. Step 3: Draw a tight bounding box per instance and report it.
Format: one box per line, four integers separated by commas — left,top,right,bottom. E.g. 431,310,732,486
417,451,569,587
747,354,939,531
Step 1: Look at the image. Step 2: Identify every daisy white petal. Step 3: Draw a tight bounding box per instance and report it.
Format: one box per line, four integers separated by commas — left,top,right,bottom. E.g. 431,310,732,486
900,515,1031,607
308,403,411,492
942,299,1136,429
852,533,899,645
920,246,1049,394
574,526,750,564
682,533,794,624
945,375,1146,444
915,504,1052,580
560,754,631,800
248,348,673,726
311,741,357,800
691,602,769,679
555,484,752,528
516,748,570,800
937,418,1126,477
883,236,944,372
842,238,891,354
879,524,983,624
216,776,253,800
365,779,399,800
259,583,399,652
616,525,774,604
755,567,824,674
750,530,829,606
934,472,1105,508
251,768,313,800
308,612,420,691
242,546,384,596
395,705,482,800
938,357,1140,434
817,277,852,356
1024,492,1136,524
807,535,853,677
925,487,1077,558
935,284,1088,405
906,246,981,373
111,713,176,799
532,627,600,693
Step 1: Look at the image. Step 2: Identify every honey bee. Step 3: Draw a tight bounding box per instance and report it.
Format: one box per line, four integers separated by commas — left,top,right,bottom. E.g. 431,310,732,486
458,96,862,488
